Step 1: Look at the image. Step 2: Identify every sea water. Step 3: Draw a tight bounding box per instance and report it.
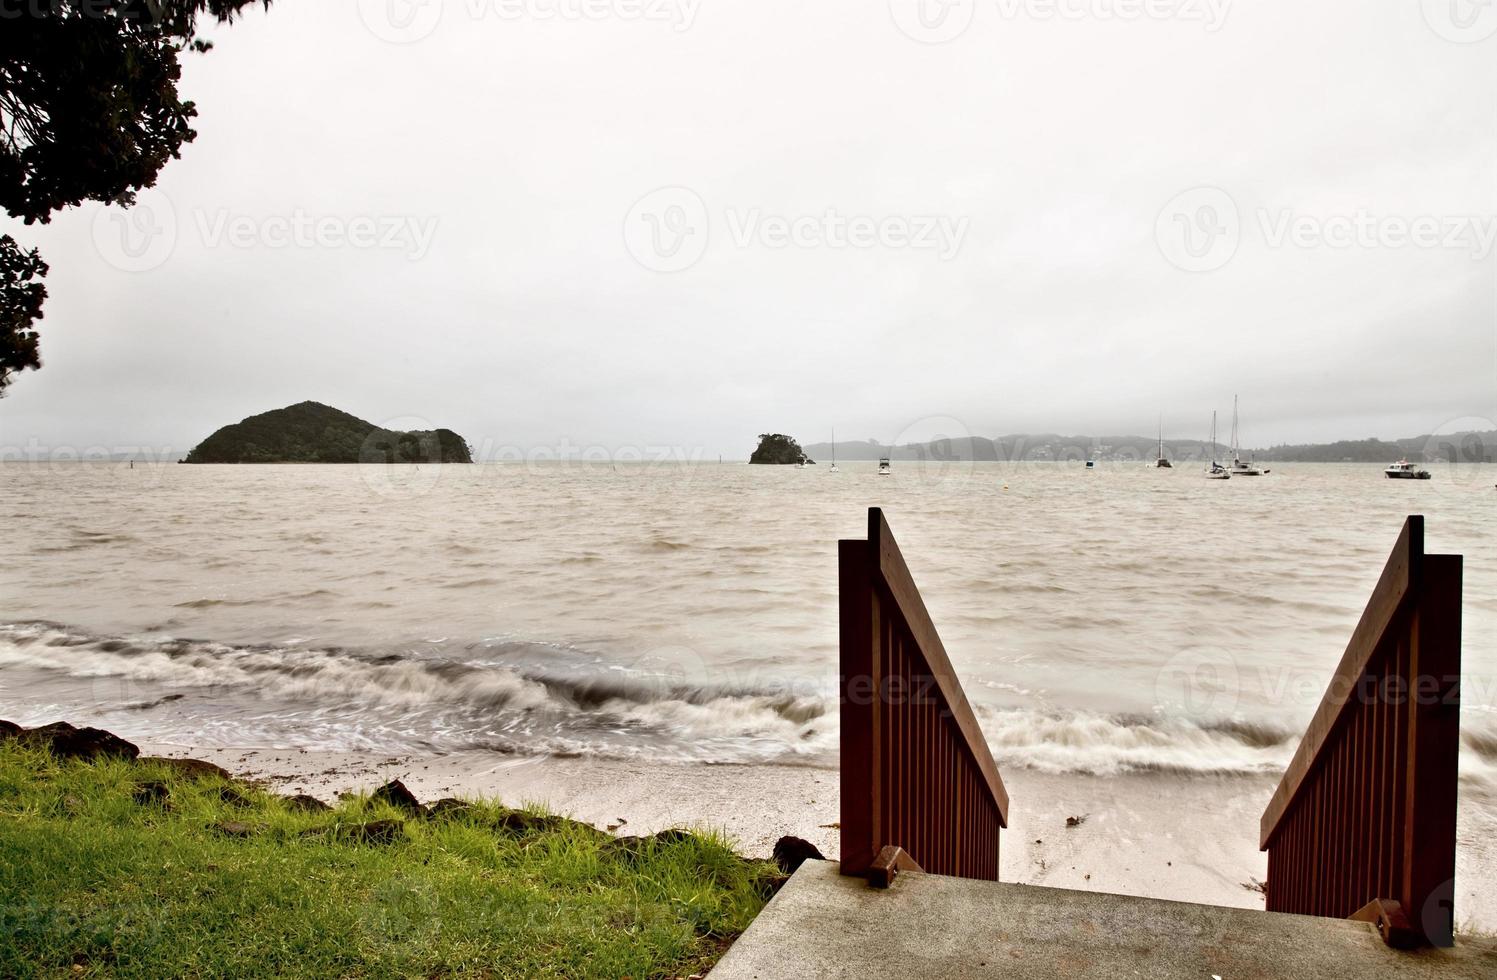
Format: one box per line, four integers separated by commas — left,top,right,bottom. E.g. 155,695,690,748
2,460,1493,783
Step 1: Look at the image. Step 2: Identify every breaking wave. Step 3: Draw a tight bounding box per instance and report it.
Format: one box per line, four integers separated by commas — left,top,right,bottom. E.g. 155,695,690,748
11,621,1488,778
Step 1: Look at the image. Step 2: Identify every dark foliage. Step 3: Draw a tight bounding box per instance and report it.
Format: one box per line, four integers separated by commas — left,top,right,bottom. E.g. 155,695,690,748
0,0,269,391
0,235,46,393
749,433,811,465
182,401,474,464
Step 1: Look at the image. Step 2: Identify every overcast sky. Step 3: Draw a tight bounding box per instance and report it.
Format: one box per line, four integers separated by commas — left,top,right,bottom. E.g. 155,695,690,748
2,0,1495,458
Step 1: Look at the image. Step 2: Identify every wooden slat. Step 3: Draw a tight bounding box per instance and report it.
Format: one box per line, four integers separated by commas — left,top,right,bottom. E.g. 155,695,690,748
1261,515,1423,848
868,508,1010,826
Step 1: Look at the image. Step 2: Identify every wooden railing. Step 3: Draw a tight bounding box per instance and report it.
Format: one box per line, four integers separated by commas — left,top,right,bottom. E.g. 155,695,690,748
839,508,1009,881
1260,515,1463,947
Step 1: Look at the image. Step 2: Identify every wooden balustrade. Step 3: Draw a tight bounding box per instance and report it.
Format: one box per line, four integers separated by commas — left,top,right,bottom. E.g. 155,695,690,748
839,508,1009,881
1260,515,1463,947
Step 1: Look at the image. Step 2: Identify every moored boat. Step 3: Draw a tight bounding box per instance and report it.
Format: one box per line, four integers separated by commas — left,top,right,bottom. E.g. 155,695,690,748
1204,410,1231,480
1384,460,1431,480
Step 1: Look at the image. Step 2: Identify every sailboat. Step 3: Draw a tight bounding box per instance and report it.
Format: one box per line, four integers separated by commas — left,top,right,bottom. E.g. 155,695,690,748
1154,416,1172,468
1228,395,1268,476
1204,411,1231,479
829,429,839,473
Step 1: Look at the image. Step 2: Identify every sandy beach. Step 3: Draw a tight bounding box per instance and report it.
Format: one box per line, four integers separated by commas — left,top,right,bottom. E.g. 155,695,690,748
136,741,1494,934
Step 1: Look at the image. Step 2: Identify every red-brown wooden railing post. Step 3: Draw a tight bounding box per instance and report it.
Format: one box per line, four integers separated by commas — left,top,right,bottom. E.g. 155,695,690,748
839,537,879,877
1402,553,1461,947
839,508,1008,883
1260,515,1463,948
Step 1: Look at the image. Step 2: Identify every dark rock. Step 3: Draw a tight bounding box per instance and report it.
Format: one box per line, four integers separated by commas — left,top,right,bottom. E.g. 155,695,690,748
282,794,331,813
139,757,233,782
371,779,424,814
771,836,824,876
218,785,255,808
424,798,471,820
21,722,140,762
0,719,21,739
133,781,170,807
753,862,792,900
650,828,694,846
211,821,255,838
303,819,406,845
348,819,405,845
603,828,698,863
494,809,563,835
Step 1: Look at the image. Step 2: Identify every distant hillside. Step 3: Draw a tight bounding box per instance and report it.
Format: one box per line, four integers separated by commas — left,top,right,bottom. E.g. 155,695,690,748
182,402,473,464
803,429,1496,464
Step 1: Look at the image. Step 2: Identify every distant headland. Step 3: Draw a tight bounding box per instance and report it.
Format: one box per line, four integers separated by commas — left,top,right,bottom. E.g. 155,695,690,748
182,401,473,464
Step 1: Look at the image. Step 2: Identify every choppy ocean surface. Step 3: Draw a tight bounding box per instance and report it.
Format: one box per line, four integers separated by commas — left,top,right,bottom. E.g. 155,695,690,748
2,460,1493,781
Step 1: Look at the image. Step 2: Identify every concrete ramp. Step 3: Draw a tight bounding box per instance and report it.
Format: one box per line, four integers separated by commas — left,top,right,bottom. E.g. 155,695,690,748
709,861,1497,979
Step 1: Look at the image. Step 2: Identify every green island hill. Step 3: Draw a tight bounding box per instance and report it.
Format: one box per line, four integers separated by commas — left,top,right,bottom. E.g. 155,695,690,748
181,401,473,464
749,433,812,464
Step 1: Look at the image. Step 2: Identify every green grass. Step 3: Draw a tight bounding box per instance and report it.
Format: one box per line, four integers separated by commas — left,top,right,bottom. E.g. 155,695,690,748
0,743,775,978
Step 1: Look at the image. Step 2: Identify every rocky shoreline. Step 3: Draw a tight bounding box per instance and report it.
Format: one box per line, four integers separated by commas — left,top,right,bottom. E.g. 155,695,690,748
0,719,827,884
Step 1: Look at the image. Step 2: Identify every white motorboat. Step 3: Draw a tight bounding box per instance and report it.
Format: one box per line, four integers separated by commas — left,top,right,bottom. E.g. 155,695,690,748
878,456,891,476
1384,460,1431,480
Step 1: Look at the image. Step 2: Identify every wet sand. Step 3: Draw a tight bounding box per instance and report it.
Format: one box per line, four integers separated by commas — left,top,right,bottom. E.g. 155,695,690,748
140,743,1285,906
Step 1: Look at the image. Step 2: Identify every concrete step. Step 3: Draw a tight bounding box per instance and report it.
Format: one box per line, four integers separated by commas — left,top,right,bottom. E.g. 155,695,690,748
709,861,1497,979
